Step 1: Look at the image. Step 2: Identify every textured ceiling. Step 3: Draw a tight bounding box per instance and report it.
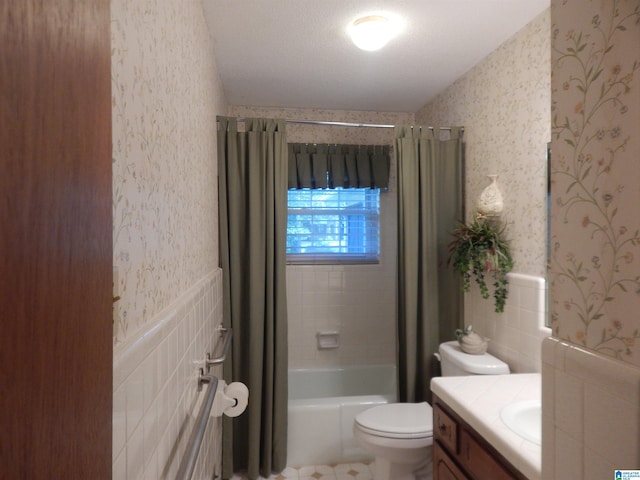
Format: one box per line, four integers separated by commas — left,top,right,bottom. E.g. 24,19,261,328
203,0,549,112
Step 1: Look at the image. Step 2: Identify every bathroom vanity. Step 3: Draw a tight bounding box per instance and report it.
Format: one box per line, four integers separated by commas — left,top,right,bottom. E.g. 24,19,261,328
430,373,541,480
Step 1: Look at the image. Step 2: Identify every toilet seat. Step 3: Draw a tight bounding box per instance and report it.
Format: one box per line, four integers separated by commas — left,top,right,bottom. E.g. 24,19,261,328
355,402,433,439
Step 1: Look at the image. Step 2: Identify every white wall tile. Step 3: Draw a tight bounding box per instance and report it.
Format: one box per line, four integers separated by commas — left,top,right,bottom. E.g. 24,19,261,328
554,428,583,479
542,337,640,477
584,384,639,465
126,366,145,439
113,448,127,480
113,385,127,462
126,422,144,480
540,362,555,479
143,399,159,468
565,344,640,402
142,353,158,414
554,370,583,439
113,270,223,479
286,238,397,368
583,446,616,480
467,272,551,373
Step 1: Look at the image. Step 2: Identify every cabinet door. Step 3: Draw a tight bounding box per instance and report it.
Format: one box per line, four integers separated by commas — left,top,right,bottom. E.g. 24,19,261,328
460,429,516,480
434,442,469,480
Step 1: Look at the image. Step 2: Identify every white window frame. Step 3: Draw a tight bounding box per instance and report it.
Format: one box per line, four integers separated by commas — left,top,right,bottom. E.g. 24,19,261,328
286,188,381,265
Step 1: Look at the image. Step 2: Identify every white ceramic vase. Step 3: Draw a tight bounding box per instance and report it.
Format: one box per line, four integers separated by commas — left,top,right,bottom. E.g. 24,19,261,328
476,174,503,217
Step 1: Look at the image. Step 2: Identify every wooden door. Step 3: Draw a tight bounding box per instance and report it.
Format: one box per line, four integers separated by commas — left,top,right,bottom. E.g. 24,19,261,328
0,1,112,478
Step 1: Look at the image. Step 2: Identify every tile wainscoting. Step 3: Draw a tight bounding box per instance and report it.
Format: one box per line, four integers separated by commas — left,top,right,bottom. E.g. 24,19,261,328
113,269,224,479
466,272,551,373
542,337,640,478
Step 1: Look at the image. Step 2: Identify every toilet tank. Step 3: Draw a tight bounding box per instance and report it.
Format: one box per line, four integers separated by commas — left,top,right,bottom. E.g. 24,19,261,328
438,341,510,376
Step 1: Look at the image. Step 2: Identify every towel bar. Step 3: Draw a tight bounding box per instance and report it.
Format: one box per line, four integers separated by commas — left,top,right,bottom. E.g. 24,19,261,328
175,373,218,480
176,326,232,479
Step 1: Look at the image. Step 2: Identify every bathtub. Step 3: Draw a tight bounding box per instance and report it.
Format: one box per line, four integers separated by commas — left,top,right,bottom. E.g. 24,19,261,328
287,364,397,467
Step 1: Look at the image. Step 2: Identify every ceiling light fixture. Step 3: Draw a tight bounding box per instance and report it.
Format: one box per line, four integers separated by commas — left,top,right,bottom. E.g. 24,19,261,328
349,15,395,51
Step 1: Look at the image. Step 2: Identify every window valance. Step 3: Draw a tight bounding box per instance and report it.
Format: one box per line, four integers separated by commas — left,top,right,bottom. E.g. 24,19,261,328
288,143,391,190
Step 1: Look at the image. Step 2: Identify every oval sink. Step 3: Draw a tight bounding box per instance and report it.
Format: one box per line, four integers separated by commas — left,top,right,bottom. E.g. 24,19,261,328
500,400,541,445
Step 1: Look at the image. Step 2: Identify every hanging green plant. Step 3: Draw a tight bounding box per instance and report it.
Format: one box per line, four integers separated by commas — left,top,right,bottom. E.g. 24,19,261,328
447,218,514,313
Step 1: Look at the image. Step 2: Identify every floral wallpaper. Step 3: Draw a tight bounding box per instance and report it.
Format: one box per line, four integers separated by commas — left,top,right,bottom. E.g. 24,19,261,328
416,9,551,278
550,0,640,365
111,0,227,344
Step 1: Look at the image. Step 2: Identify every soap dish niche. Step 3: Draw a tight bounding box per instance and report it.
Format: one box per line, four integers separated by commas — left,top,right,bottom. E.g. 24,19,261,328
316,331,339,349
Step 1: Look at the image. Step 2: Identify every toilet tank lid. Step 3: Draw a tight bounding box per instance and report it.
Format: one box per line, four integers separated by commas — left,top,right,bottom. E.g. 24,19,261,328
439,341,510,375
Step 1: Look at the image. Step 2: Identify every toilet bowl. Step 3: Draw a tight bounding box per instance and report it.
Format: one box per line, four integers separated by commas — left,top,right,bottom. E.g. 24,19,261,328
353,340,510,480
354,402,433,480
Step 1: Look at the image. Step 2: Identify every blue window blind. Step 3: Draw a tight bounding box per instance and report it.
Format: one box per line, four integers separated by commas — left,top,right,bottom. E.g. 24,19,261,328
286,188,380,264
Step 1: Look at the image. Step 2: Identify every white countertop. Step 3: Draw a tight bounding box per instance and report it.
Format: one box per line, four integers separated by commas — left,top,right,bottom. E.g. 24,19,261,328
430,373,541,480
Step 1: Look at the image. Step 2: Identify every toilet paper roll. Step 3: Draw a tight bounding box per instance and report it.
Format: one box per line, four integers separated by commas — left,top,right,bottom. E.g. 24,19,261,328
223,381,249,417
212,380,249,418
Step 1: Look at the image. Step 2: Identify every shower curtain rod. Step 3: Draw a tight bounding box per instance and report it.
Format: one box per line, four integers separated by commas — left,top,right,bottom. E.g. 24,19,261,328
218,117,462,131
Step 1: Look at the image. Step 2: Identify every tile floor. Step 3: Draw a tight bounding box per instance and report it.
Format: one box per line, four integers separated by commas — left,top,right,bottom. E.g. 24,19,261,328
230,461,375,480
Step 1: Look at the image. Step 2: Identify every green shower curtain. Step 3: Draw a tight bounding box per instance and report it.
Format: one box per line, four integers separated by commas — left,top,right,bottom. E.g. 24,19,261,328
395,125,464,403
218,117,288,479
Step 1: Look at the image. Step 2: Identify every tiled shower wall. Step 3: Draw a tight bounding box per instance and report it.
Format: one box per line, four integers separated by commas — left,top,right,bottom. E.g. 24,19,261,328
286,165,397,368
112,270,224,479
286,261,396,368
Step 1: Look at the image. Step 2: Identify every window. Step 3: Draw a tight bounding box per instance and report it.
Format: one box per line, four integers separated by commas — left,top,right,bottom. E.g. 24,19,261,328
286,188,380,264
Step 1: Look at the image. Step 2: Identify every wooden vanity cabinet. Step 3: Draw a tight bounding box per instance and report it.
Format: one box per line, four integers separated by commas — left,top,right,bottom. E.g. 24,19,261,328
432,394,527,480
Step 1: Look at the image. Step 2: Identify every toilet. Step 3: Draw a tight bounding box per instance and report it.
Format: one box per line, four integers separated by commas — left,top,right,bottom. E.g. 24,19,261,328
353,340,510,480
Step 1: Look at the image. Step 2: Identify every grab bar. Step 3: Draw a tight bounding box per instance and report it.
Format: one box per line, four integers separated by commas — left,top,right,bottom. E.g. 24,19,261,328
206,326,233,367
175,373,219,480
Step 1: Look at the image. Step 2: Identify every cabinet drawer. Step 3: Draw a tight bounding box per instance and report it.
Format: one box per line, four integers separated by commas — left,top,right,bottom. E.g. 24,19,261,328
434,404,458,454
459,429,517,480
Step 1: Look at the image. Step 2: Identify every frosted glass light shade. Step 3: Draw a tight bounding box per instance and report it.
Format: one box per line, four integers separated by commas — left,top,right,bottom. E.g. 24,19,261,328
349,15,393,51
